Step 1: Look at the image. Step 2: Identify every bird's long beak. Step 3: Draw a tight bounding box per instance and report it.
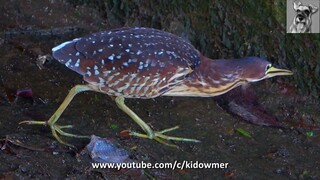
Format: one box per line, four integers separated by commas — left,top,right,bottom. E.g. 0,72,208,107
266,66,293,77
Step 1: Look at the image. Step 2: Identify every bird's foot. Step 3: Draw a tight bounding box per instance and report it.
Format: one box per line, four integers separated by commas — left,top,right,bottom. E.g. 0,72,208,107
19,120,90,148
129,126,200,148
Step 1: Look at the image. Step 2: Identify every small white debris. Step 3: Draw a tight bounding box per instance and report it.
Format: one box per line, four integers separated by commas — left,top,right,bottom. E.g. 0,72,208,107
36,54,52,70
76,52,80,56
136,50,142,55
98,49,103,52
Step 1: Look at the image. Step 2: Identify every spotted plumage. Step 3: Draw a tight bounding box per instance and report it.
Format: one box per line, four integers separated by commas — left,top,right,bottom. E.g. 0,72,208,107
52,27,200,98
22,27,292,147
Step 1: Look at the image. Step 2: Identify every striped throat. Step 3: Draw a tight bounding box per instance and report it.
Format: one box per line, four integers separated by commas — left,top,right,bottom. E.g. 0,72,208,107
164,56,293,97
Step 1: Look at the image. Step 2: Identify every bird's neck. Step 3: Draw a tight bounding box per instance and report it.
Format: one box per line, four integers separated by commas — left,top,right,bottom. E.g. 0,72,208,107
163,55,247,97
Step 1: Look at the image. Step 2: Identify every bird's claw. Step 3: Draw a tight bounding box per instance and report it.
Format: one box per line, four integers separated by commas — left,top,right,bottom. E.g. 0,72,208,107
19,120,89,148
129,126,200,148
19,120,48,126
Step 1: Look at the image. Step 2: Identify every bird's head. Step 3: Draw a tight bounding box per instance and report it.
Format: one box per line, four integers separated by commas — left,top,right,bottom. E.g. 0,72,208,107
237,57,293,82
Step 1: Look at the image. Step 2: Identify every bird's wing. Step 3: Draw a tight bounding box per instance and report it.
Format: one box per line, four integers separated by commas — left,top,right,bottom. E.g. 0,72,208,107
52,27,201,98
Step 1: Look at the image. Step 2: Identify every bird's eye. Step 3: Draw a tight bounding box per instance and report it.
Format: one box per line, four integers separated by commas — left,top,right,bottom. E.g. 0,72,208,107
266,64,272,71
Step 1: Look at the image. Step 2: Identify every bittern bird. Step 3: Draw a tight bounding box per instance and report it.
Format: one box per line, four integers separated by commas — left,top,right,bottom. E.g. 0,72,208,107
20,27,293,147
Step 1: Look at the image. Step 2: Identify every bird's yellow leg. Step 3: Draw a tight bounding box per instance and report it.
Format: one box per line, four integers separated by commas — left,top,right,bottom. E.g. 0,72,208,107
20,85,92,147
115,96,200,147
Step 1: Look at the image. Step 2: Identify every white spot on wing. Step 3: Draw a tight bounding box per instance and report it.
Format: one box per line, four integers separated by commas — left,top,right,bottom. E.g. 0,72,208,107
65,59,72,67
132,58,137,63
74,59,80,67
103,70,111,76
159,62,165,67
108,54,115,61
98,77,105,83
117,83,130,93
123,62,129,67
